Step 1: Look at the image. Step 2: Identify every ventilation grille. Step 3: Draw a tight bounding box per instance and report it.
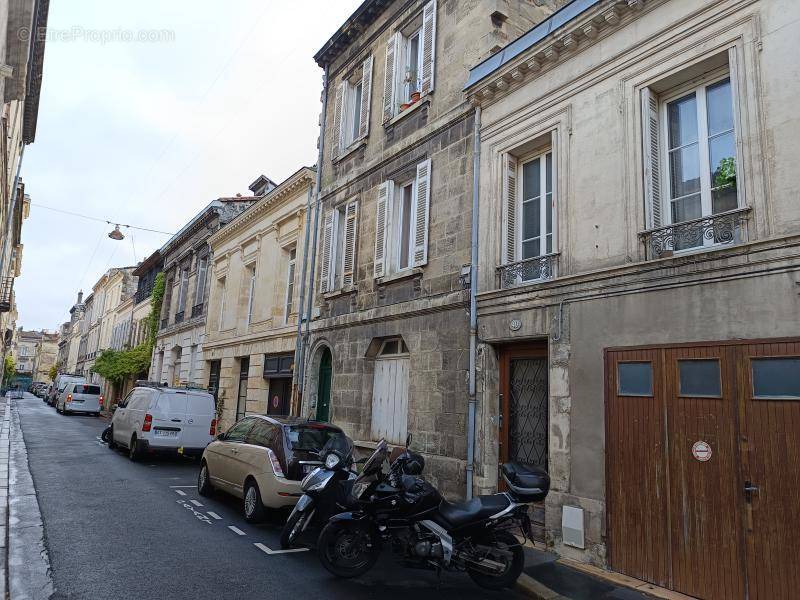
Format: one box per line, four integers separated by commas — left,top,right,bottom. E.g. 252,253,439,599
562,505,585,549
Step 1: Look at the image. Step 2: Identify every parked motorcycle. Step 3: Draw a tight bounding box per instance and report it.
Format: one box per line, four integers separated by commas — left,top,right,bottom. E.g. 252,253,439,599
280,434,357,549
316,436,549,590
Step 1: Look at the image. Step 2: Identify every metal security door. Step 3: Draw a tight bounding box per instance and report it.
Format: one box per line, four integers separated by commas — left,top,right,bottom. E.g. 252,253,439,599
499,343,548,540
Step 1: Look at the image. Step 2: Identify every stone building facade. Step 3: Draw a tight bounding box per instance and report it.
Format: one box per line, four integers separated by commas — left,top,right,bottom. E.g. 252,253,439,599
151,196,258,388
466,0,800,597
303,0,561,499
32,331,58,382
204,168,314,429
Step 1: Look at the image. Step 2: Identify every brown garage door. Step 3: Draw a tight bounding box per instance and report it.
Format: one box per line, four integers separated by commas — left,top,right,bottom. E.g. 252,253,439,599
606,340,800,600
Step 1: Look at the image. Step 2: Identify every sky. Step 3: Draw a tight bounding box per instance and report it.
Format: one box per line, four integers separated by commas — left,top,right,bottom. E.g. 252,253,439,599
16,0,362,331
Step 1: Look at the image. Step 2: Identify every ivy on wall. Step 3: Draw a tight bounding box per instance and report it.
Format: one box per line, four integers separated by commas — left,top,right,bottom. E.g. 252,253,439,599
91,272,167,385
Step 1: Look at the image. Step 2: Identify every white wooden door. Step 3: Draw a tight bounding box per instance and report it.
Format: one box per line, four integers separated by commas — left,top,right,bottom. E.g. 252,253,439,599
371,357,409,445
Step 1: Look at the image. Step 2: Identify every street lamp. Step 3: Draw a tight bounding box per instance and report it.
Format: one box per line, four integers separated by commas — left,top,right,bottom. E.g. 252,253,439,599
108,224,124,240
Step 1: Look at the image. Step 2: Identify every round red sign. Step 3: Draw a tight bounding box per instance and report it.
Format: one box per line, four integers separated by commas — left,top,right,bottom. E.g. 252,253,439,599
692,440,712,462
272,395,280,408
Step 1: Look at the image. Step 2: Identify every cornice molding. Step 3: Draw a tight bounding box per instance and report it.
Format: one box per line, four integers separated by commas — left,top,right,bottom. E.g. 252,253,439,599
209,168,314,248
466,0,658,107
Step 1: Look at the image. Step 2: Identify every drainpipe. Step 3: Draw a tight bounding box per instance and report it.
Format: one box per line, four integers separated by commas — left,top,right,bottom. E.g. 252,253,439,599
293,182,314,401
466,105,481,500
296,65,329,416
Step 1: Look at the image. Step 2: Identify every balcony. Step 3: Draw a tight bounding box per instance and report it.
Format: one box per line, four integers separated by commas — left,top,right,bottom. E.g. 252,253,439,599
0,277,12,312
639,207,751,260
191,303,204,319
496,253,559,289
174,311,184,324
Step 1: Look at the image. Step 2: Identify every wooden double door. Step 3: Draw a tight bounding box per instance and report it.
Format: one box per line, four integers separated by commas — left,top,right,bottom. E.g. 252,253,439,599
606,340,800,600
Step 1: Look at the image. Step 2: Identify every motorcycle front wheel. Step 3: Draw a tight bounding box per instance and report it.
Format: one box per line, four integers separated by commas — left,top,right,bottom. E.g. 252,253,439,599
280,507,310,549
317,520,380,578
466,531,525,590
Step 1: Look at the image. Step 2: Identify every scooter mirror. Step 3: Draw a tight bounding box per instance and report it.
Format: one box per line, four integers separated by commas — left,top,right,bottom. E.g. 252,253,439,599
405,433,412,448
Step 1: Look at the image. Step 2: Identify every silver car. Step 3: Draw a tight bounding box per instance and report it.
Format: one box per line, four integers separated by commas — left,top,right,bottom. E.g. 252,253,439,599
57,382,103,416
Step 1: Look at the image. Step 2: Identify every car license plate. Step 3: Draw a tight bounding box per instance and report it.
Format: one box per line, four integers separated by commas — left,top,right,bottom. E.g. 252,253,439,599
154,430,178,438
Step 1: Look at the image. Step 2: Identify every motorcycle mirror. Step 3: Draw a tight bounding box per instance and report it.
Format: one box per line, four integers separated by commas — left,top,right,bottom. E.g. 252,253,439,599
405,433,412,448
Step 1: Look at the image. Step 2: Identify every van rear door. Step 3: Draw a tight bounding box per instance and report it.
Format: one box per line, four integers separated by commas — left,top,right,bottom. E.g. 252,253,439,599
71,384,102,412
180,393,215,450
150,392,189,447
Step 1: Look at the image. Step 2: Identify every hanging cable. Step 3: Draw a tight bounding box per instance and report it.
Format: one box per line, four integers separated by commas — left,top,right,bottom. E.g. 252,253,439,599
130,228,138,264
79,229,106,293
29,202,175,235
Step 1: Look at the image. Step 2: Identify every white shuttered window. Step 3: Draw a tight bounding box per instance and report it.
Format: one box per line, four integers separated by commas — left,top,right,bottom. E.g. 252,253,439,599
320,200,360,292
333,56,374,155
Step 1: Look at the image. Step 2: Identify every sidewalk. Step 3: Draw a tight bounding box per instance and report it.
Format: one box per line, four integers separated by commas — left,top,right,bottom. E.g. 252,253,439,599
518,546,662,600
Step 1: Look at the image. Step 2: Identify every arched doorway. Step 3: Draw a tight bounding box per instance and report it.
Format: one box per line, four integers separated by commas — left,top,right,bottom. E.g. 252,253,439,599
315,348,332,422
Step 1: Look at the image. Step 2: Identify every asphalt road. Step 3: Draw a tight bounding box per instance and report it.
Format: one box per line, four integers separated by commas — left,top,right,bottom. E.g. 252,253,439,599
16,395,528,600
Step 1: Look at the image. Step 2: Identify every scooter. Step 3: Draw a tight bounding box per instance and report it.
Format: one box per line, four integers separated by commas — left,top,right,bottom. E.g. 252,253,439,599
280,434,357,549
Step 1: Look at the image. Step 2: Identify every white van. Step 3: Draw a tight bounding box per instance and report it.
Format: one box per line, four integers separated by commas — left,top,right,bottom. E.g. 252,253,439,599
57,382,103,415
50,375,86,407
109,384,216,461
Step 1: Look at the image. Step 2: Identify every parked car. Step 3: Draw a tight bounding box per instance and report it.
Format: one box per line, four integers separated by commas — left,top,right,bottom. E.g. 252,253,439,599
56,382,103,416
108,383,216,461
197,416,346,522
32,383,47,398
49,375,85,406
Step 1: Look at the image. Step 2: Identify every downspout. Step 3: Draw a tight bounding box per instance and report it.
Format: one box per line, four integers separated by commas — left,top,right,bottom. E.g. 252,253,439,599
293,182,314,402
296,64,329,416
466,105,481,500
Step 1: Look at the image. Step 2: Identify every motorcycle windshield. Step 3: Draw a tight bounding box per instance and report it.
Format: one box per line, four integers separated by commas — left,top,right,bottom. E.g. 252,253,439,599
357,439,389,481
321,434,353,461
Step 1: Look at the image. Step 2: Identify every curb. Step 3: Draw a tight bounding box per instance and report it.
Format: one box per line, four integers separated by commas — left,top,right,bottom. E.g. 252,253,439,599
516,573,568,600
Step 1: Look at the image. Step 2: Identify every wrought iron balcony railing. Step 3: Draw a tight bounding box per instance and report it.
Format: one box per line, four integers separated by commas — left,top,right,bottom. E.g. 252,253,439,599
639,207,751,260
0,277,13,312
174,310,185,324
190,303,204,319
497,253,559,289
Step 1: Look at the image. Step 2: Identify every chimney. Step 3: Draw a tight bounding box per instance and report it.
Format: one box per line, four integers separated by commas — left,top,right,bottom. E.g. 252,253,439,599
77,290,83,304
248,174,277,197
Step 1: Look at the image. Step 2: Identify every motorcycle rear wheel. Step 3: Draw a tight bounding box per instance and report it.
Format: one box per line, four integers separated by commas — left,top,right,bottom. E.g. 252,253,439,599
466,531,525,590
317,521,380,578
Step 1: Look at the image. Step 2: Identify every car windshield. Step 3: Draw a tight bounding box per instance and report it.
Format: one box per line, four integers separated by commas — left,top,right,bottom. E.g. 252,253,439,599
284,425,345,453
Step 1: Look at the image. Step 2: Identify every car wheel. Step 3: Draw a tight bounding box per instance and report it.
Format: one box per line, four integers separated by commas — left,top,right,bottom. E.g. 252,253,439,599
128,435,141,462
107,426,117,449
198,461,213,497
243,480,266,523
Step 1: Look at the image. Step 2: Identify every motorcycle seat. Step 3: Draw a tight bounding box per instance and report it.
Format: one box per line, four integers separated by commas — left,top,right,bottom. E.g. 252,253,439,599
436,493,511,529
501,462,549,491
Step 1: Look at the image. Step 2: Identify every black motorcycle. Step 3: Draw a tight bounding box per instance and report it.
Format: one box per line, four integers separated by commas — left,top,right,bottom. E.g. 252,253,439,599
280,434,357,549
317,437,550,590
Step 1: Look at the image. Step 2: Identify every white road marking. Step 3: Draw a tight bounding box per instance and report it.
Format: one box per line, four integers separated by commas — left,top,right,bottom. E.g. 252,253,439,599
174,489,186,496
176,500,213,525
254,542,309,555
190,500,203,507
169,485,196,488
228,526,246,536
207,511,222,520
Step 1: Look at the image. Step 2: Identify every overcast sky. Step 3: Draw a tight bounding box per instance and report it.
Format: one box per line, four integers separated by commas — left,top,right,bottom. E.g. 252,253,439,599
16,0,362,331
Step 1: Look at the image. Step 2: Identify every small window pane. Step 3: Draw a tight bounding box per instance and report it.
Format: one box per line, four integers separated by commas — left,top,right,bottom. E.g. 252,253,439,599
679,360,721,397
522,197,540,240
705,79,733,136
668,93,698,148
668,144,701,198
618,362,653,396
522,159,540,201
752,358,800,399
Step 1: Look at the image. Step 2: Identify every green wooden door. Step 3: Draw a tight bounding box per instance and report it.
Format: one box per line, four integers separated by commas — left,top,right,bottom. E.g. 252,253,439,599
315,349,332,422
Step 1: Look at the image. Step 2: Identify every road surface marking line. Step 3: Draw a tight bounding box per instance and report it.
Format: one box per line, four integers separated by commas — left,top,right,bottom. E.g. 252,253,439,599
190,500,203,507
207,512,222,520
174,489,187,496
169,485,197,488
228,526,246,536
254,542,309,555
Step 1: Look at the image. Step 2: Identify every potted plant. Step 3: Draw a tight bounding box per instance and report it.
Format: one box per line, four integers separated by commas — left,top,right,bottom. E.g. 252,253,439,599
411,91,421,103
400,102,411,111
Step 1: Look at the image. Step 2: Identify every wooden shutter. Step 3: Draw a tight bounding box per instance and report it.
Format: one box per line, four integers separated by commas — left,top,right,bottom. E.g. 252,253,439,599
420,0,437,96
412,159,431,267
383,32,398,122
342,201,359,287
641,87,663,228
320,210,334,293
374,182,393,278
503,154,518,264
359,55,373,140
331,81,346,160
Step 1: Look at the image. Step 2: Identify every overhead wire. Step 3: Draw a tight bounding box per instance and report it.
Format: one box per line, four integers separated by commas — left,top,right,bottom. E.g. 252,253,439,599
30,202,175,235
